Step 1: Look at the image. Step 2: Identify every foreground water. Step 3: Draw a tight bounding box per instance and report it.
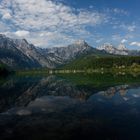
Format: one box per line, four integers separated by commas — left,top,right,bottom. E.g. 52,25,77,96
0,73,140,140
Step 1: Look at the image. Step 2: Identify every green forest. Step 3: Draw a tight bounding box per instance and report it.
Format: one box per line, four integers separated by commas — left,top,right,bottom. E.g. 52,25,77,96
62,55,140,71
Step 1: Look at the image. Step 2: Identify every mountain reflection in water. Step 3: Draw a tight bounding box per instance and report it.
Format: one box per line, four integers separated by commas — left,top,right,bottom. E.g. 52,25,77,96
0,73,140,140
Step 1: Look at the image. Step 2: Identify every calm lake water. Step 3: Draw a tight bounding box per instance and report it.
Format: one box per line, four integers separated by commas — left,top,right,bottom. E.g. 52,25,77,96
0,73,140,140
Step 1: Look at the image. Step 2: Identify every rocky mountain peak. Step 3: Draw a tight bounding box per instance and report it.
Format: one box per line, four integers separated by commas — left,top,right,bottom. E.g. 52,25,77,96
97,43,115,51
0,34,139,69
0,34,6,38
97,43,129,55
70,40,91,52
22,39,28,44
118,44,128,51
74,40,87,46
14,38,29,45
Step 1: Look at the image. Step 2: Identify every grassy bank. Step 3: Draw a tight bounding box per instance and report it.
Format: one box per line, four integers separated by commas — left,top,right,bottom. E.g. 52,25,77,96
15,64,140,76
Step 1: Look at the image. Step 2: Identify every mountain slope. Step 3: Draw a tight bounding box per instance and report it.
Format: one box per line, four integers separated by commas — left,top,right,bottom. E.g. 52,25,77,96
0,35,107,69
1,34,139,70
0,35,41,69
40,40,108,62
62,54,140,70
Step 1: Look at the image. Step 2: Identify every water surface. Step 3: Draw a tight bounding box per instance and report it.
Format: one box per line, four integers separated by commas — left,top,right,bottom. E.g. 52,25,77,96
0,73,140,140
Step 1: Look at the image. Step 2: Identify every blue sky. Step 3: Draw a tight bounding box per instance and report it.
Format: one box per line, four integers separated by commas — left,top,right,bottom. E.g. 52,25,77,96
0,0,140,49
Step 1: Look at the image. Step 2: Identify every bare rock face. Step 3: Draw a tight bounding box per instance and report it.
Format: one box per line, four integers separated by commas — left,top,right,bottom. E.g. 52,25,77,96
0,34,139,69
45,40,92,61
0,34,41,69
96,43,140,56
0,35,95,69
118,44,128,51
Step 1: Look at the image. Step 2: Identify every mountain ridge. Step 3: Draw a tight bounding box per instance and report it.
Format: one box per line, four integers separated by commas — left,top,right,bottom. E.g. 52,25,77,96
97,43,128,55
97,43,140,56
0,35,101,69
0,34,140,69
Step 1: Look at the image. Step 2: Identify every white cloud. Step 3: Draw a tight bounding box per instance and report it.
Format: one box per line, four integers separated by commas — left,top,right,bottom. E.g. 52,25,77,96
113,8,128,15
0,0,107,47
127,25,136,32
104,8,129,17
2,12,12,20
0,0,138,49
15,30,30,37
120,24,136,32
2,0,105,30
130,42,140,47
121,39,127,43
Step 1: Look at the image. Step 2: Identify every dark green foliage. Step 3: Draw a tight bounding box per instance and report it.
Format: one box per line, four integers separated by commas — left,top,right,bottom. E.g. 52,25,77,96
0,63,9,76
62,55,140,70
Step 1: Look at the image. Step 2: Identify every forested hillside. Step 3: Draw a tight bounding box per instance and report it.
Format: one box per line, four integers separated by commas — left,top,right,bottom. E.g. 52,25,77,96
62,55,140,70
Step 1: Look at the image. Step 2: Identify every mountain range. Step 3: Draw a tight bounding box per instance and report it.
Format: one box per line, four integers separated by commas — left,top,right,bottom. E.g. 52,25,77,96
0,34,139,69
97,43,140,56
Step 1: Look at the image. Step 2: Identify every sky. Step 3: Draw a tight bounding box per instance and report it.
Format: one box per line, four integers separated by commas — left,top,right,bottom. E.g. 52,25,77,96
0,0,140,49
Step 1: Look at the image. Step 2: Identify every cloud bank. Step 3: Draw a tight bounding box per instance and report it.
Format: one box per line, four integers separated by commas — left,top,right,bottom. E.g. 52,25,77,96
130,42,140,47
0,0,139,48
0,0,107,47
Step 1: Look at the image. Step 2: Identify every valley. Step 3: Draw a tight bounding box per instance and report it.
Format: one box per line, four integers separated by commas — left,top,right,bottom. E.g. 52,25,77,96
0,34,140,74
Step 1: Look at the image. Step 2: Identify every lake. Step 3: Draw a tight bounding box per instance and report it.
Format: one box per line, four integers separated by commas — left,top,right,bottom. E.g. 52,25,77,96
0,73,140,140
